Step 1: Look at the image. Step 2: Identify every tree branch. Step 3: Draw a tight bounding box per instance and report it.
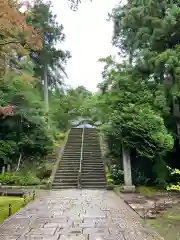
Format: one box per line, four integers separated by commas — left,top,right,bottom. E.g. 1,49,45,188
0,40,20,46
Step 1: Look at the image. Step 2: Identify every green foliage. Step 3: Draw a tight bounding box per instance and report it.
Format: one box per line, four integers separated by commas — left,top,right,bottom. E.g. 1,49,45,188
0,172,41,186
110,165,124,185
97,59,173,161
36,163,53,180
167,168,180,191
0,60,54,166
136,186,156,197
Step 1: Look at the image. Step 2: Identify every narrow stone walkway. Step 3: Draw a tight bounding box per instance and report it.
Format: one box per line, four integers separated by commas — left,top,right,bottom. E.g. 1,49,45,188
0,190,156,239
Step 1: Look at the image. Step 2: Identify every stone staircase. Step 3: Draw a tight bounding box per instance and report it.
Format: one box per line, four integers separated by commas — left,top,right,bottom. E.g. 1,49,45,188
81,128,106,188
52,127,106,189
52,128,82,189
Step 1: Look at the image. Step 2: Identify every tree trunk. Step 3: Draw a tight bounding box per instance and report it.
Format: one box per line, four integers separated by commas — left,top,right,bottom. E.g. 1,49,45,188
44,63,49,112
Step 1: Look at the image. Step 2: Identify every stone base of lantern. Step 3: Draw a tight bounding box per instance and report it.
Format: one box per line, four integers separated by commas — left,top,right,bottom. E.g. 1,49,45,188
120,185,136,193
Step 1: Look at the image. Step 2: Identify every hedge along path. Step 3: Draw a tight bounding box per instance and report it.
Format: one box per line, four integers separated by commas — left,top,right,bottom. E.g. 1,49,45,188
0,189,159,239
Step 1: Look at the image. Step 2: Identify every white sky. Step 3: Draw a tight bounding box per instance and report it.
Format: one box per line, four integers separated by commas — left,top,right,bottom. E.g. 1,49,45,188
51,0,119,92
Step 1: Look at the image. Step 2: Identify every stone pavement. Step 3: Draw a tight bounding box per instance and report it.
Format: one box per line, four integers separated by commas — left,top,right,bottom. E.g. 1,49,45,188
0,189,156,240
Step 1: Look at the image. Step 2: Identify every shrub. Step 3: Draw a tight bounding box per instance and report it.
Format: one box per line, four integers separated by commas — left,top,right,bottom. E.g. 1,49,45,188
36,163,53,180
0,172,41,186
0,173,19,185
110,164,124,185
167,168,180,192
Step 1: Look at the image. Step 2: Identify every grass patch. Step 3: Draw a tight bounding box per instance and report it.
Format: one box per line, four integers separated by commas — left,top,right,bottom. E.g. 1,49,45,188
136,186,160,197
0,196,27,222
146,202,180,239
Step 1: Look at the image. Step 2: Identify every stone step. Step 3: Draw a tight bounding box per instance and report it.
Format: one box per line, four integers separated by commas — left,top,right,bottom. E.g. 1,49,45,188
59,164,79,167
66,143,81,146
52,182,77,186
81,185,106,189
82,169,105,173
83,140,99,143
82,168,104,171
81,178,106,182
64,146,81,149
67,137,82,140
56,171,78,175
56,166,79,172
60,161,80,164
82,164,104,167
61,157,80,160
60,160,80,163
63,152,81,154
82,162,104,165
83,158,102,160
57,169,78,172
59,166,79,169
56,168,78,171
52,186,77,189
82,159,103,161
64,147,81,150
52,184,77,189
84,133,98,136
62,155,80,158
82,167,105,170
83,137,98,139
83,151,101,153
55,174,78,178
83,146,100,149
53,179,77,184
54,174,77,178
83,155,102,158
82,172,105,176
83,151,101,154
62,154,80,157
82,182,106,186
63,151,81,153
62,155,80,157
61,159,80,162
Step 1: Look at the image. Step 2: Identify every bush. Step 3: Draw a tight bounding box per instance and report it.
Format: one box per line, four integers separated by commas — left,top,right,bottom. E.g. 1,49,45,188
105,166,113,185
110,164,124,185
0,173,19,185
36,163,53,180
167,168,180,192
0,172,41,186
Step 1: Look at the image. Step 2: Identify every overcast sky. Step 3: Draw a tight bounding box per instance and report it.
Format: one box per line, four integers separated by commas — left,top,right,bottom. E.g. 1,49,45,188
51,0,119,92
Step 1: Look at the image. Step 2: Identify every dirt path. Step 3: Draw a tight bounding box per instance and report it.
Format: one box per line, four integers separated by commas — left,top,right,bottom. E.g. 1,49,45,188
0,189,156,239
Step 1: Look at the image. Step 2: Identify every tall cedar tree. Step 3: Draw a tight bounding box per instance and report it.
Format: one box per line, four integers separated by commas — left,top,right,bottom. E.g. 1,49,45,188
26,0,71,89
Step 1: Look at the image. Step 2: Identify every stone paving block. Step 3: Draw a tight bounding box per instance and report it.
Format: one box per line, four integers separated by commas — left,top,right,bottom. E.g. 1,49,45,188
59,234,88,240
29,228,57,235
79,222,96,228
83,228,109,236
0,228,21,235
88,235,125,240
0,236,20,240
43,223,60,228
58,227,83,235
49,217,68,223
21,235,60,240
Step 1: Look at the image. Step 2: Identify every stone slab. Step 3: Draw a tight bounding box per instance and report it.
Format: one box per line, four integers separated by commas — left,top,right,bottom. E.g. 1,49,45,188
120,185,136,193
